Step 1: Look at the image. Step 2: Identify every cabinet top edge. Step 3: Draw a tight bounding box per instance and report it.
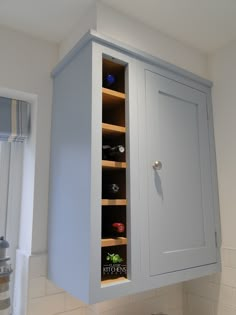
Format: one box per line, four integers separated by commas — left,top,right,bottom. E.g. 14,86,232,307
51,29,212,89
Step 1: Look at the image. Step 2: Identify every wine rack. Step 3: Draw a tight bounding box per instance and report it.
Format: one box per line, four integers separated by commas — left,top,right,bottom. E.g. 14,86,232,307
101,58,127,284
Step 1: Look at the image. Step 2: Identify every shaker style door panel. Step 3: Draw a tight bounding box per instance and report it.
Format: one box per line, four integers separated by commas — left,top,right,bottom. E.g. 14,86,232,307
145,70,217,276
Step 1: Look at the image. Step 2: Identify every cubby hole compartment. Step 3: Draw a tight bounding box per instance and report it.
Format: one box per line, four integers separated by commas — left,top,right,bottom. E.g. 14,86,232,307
101,245,127,281
103,58,125,93
102,133,126,162
102,206,126,238
102,169,126,200
102,97,125,127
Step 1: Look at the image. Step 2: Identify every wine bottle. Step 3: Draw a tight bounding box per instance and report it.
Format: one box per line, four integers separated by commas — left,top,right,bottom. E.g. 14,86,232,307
105,183,119,194
102,144,125,160
102,221,125,238
103,73,116,88
102,183,120,199
112,222,125,234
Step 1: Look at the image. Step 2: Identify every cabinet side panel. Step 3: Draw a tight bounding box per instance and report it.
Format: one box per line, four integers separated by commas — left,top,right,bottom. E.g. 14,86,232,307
48,43,92,302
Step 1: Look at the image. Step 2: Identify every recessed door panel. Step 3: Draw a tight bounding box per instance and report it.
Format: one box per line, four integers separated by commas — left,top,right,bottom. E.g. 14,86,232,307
145,70,216,276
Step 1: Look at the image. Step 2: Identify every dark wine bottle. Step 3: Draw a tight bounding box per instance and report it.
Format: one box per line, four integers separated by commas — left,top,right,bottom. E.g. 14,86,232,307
102,183,120,199
102,144,125,160
112,222,125,234
102,222,125,238
103,73,116,88
105,183,119,194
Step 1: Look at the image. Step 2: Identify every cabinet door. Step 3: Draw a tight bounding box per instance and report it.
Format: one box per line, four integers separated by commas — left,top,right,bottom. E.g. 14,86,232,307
141,69,217,277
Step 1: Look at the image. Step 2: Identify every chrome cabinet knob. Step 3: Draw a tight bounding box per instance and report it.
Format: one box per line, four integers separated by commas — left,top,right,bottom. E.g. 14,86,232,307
152,161,162,170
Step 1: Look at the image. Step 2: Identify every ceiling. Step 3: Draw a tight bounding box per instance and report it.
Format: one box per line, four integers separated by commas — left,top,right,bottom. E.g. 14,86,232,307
0,0,236,53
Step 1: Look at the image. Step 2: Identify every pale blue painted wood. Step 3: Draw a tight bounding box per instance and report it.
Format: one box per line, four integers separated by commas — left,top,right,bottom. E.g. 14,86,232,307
138,63,217,278
48,43,93,302
49,42,142,303
49,34,221,303
89,43,142,302
52,30,212,89
206,89,221,254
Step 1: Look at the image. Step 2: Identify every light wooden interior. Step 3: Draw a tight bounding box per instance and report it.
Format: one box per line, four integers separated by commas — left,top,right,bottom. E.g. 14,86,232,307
102,88,125,100
101,277,127,286
101,58,127,282
102,160,127,169
102,123,126,136
102,199,127,206
102,88,126,127
101,237,127,247
102,87,126,127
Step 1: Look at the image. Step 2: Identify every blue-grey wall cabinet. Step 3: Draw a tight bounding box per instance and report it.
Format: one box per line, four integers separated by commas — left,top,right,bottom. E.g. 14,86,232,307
48,30,221,304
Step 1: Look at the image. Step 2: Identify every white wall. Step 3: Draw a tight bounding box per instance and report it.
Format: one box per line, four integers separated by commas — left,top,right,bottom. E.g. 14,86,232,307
59,3,97,59
59,3,208,79
183,40,236,315
0,26,58,255
96,3,208,78
0,26,59,314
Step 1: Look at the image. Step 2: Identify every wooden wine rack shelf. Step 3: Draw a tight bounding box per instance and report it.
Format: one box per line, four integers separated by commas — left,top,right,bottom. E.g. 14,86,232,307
102,199,127,206
101,277,127,286
101,237,127,247
102,160,127,169
102,88,125,108
102,88,125,99
102,123,126,135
